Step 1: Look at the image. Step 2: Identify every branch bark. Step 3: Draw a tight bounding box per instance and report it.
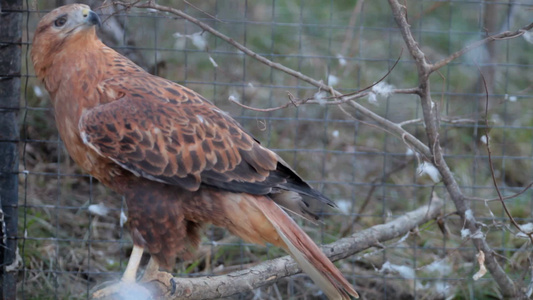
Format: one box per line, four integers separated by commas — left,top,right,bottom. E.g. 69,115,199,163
145,198,445,299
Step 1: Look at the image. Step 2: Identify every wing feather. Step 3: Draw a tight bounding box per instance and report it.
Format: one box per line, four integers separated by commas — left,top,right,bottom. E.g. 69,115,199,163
80,75,279,192
80,74,336,216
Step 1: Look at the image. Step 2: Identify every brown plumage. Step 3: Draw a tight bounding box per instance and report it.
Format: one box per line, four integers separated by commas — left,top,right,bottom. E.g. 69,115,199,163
32,4,358,299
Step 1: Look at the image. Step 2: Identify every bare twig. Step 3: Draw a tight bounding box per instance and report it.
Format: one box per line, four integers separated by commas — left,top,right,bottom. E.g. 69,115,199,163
183,0,224,23
228,87,418,113
478,66,533,243
143,198,444,300
398,116,485,127
430,22,533,73
465,181,533,203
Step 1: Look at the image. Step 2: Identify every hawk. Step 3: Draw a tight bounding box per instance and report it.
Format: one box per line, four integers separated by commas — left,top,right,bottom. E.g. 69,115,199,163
31,4,358,299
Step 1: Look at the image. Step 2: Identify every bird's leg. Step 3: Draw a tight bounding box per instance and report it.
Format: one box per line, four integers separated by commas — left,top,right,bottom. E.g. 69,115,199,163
122,244,144,282
92,245,149,299
140,257,176,295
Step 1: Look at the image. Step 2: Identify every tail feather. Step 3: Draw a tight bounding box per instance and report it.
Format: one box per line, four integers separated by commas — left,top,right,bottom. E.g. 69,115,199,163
253,197,359,299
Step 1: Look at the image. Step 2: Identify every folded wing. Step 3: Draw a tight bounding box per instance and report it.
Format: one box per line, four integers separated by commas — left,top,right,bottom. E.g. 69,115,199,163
79,75,335,217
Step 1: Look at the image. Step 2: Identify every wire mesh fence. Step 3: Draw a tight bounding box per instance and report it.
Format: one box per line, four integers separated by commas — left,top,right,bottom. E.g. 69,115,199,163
2,0,533,299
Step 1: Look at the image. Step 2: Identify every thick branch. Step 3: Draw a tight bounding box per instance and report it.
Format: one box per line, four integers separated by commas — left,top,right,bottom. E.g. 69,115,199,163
387,0,523,297
148,198,445,300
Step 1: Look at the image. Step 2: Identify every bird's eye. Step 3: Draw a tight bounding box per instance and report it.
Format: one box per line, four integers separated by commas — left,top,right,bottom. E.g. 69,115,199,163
54,17,67,27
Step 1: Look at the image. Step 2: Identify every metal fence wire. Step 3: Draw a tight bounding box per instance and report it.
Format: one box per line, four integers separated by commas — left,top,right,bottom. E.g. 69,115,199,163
2,0,533,299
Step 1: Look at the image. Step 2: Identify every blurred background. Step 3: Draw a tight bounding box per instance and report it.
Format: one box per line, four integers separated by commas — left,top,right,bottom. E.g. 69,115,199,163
4,0,533,298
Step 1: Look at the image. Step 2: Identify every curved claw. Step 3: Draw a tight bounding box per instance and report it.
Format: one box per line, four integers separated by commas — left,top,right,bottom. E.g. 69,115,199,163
170,278,177,295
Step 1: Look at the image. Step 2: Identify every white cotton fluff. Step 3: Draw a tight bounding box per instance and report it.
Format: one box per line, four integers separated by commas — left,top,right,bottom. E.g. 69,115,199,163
464,209,475,222
335,199,351,214
367,82,395,105
327,74,339,87
173,33,187,50
173,32,207,51
461,227,484,240
116,282,152,300
417,162,441,183
434,281,450,296
336,54,347,66
380,261,416,279
424,259,452,276
88,203,109,217
505,94,518,102
367,92,378,105
460,228,471,239
380,261,424,290
520,223,533,232
523,31,533,44
314,91,328,105
208,56,218,68
228,89,240,103
33,86,44,98
332,130,339,138
120,210,128,228
517,223,533,239
371,82,394,98
470,230,484,239
190,32,207,51
480,135,489,144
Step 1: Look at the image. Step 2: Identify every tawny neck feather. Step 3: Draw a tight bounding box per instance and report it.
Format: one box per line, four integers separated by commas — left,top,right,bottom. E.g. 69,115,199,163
32,28,104,94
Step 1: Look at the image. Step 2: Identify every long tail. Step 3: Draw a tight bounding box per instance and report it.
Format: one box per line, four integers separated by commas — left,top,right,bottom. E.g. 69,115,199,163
252,196,359,299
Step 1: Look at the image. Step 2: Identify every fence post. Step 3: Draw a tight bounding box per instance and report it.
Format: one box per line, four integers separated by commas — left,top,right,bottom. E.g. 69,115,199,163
0,0,22,299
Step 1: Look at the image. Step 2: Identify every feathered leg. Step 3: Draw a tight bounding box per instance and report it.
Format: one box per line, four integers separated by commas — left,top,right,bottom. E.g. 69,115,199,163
122,245,144,282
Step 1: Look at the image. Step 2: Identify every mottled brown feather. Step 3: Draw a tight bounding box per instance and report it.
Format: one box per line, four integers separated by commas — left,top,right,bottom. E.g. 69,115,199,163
79,76,284,193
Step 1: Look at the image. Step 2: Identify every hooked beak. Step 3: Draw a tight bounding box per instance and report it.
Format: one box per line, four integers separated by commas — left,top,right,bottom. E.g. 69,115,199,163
82,8,101,27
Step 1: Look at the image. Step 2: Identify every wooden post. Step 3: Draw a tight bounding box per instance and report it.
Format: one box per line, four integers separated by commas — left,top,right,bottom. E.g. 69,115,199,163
0,0,21,299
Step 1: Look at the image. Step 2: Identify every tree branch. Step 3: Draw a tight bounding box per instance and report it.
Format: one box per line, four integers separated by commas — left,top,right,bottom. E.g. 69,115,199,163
387,0,524,297
145,198,445,299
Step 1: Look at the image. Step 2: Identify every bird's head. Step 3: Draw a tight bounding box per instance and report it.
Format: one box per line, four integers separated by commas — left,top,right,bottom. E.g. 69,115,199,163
32,4,101,80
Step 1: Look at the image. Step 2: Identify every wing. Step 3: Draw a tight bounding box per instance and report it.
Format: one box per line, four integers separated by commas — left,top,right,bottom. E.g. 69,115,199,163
80,74,334,211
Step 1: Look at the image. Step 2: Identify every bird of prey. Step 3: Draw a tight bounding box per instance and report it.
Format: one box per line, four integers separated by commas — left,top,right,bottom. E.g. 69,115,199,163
32,4,358,299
